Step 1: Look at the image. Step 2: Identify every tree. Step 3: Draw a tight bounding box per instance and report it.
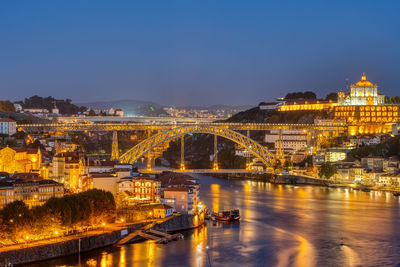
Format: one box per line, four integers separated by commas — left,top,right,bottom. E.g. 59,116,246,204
88,109,96,116
325,92,338,101
0,101,16,112
283,159,293,171
318,162,337,179
284,91,316,100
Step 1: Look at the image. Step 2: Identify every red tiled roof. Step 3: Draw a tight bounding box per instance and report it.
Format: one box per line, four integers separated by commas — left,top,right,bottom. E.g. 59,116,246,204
0,118,15,122
164,187,188,192
11,172,42,181
157,172,198,186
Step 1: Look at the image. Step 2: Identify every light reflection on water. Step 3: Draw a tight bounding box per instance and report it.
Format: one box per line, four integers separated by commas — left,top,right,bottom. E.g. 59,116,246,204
26,175,400,267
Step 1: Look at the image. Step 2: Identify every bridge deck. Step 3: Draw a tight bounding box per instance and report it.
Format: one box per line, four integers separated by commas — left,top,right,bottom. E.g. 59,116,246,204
19,122,347,132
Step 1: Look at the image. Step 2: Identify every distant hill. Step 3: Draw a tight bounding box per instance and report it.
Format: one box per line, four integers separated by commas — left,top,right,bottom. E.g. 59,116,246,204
78,99,169,117
177,104,252,113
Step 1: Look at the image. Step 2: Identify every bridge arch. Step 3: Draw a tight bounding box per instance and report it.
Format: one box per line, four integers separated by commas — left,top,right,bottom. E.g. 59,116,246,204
119,125,275,168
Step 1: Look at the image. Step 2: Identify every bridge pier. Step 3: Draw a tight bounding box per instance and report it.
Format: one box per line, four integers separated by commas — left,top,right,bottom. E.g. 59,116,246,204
180,135,185,171
110,130,119,161
213,135,218,170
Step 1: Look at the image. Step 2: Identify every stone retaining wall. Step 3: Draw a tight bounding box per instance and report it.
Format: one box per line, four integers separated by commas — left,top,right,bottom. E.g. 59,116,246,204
0,215,203,266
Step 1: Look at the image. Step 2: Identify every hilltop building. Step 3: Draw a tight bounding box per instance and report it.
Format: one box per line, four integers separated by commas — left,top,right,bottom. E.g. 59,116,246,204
334,74,399,135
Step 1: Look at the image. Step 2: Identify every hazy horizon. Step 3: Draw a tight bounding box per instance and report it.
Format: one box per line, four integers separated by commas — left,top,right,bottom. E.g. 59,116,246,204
1,1,399,106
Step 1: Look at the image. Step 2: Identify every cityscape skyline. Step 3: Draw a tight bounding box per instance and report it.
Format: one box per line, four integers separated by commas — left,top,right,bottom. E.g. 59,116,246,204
1,1,400,106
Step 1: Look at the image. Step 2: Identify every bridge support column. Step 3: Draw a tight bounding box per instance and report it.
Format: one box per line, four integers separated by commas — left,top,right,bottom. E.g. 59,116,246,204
180,136,185,171
111,131,119,161
146,130,152,170
246,130,250,170
276,129,284,160
213,135,218,170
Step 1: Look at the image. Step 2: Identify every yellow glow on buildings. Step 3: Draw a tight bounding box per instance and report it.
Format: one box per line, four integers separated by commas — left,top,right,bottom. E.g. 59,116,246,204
279,100,337,112
0,146,42,174
334,74,400,135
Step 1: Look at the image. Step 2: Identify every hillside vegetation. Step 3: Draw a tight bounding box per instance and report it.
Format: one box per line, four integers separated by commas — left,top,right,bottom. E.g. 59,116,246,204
224,107,330,123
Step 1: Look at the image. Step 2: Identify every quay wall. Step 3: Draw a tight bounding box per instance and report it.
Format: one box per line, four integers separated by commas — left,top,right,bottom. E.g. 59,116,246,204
0,214,202,266
154,213,205,232
0,230,123,266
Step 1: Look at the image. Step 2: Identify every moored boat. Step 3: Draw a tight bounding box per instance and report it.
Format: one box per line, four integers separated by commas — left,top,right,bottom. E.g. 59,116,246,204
393,192,400,197
212,209,240,222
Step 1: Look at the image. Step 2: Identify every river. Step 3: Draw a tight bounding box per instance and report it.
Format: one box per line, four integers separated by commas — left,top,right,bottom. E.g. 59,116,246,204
28,175,400,267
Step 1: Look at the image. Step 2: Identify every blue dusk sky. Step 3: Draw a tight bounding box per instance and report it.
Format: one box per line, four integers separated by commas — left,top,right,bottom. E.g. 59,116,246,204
1,0,399,106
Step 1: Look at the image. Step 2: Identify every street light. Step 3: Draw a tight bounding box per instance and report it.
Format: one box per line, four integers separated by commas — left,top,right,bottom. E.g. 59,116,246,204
102,222,106,233
206,245,212,267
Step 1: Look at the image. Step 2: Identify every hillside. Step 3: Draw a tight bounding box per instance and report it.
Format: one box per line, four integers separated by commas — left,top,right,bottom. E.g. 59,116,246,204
16,95,86,115
0,111,50,124
223,107,330,124
78,99,168,117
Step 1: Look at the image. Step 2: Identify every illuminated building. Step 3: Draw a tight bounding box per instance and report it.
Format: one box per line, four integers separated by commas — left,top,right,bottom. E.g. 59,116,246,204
338,73,384,106
377,174,400,187
163,187,198,214
117,176,161,204
279,100,336,112
0,118,17,135
152,204,173,218
0,146,42,174
82,169,131,195
82,172,120,195
335,74,400,135
0,176,64,208
50,152,85,190
157,172,200,214
325,149,347,162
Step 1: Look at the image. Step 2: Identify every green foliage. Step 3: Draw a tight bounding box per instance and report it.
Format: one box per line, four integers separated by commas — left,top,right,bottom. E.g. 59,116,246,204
283,159,293,171
217,146,246,169
284,91,316,100
385,96,400,104
0,101,15,112
0,189,116,243
325,92,338,101
347,136,400,160
318,162,337,179
0,201,32,228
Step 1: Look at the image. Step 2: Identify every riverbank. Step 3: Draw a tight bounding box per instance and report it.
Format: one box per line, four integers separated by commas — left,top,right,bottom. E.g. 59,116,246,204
0,213,205,266
211,173,400,196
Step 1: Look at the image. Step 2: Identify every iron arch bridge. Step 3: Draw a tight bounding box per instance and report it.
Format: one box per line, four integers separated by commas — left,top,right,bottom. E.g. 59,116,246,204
119,125,275,168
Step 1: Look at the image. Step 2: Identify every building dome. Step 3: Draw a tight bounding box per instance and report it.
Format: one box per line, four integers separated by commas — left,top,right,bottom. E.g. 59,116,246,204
355,73,374,87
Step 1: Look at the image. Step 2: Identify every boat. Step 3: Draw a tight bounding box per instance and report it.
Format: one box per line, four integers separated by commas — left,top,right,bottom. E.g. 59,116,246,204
212,209,240,222
361,188,371,192
393,192,400,197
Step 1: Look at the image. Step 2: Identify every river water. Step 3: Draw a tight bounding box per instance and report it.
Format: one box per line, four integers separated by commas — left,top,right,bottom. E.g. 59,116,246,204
28,175,400,267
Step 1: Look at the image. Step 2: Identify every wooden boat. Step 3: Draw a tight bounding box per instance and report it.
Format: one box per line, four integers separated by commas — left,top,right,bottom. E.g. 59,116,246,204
212,209,240,222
